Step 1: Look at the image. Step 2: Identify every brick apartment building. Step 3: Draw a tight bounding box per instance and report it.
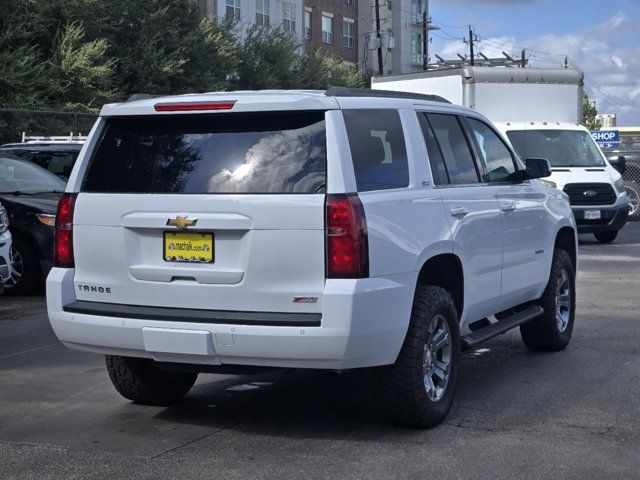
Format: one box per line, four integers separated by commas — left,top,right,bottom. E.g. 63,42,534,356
303,0,358,65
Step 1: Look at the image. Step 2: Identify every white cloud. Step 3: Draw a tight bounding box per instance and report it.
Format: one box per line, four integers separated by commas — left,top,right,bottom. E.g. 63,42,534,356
206,122,325,193
432,12,640,125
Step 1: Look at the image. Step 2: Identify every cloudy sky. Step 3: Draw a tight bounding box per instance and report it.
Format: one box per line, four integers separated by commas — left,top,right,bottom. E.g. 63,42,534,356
429,0,640,125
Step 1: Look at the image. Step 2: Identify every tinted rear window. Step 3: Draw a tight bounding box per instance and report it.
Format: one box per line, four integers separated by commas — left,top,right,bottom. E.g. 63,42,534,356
82,111,326,194
342,109,409,192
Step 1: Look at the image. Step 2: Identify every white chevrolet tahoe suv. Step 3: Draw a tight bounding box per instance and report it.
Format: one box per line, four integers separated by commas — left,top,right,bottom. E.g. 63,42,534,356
47,88,577,428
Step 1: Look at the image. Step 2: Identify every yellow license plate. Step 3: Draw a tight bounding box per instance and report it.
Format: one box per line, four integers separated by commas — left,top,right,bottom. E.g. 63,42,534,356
163,231,214,263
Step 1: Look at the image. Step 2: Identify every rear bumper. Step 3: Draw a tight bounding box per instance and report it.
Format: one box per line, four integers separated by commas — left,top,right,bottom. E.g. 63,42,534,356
573,204,629,233
47,268,415,370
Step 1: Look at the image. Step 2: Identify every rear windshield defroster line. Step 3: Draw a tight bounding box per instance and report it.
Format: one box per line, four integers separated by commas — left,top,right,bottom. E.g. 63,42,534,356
82,111,327,194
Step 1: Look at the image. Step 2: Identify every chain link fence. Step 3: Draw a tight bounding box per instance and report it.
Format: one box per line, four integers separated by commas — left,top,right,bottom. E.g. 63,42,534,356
0,108,98,145
601,136,640,220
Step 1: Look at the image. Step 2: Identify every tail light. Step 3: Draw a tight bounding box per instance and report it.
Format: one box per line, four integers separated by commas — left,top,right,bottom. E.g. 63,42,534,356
54,193,77,268
325,194,369,278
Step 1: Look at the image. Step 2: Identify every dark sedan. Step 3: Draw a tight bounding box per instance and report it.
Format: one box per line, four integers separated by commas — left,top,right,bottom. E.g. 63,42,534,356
0,142,82,181
0,154,65,294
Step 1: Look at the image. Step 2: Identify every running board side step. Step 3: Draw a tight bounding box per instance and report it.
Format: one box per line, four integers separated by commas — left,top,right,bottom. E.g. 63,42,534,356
461,305,544,351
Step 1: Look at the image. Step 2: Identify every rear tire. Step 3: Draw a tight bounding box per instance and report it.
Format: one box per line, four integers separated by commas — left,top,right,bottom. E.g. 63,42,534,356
594,231,618,244
371,286,460,428
4,236,40,296
520,249,575,351
106,355,197,405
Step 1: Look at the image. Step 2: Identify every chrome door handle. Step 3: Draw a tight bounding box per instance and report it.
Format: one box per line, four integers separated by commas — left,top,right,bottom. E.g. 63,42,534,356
450,207,469,218
500,201,517,212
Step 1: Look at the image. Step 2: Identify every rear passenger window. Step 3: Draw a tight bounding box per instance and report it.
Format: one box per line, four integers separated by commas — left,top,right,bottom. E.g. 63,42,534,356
426,114,479,185
417,114,449,185
343,109,409,192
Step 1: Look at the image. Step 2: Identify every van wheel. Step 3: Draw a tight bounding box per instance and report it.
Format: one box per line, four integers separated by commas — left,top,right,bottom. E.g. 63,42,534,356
520,249,575,351
625,181,639,219
594,231,618,244
371,286,460,428
106,355,197,405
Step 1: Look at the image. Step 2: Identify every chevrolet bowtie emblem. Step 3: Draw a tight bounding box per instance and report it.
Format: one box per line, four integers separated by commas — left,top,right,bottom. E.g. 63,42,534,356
167,216,197,229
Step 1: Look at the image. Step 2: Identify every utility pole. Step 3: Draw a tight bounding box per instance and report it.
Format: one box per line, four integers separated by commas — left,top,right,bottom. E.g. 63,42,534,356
374,0,383,75
422,11,428,70
468,25,475,66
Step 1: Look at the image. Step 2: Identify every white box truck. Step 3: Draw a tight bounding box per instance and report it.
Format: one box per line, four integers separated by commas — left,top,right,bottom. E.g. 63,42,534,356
372,67,630,243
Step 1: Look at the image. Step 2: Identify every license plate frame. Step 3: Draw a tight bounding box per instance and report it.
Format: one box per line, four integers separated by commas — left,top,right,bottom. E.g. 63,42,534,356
584,210,601,220
163,231,214,264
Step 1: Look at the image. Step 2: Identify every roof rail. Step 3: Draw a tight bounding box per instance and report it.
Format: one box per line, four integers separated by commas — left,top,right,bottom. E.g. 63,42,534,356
325,87,451,104
21,132,87,143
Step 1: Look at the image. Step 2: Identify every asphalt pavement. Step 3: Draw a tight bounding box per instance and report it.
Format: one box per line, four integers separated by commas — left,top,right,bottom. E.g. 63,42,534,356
1,223,639,479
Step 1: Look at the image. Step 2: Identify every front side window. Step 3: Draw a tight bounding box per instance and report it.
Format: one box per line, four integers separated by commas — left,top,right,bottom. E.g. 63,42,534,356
226,0,240,21
426,114,480,185
343,20,354,48
282,2,296,32
256,0,270,26
304,10,312,40
83,112,326,194
343,109,409,192
506,129,606,168
321,15,333,44
467,118,517,182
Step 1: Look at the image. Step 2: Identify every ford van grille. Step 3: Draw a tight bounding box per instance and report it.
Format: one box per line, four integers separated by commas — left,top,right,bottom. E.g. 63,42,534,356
563,183,616,206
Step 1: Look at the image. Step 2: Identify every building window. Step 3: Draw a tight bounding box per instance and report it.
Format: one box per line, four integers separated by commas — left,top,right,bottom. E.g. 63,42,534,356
304,10,312,40
283,2,296,32
343,20,354,48
411,32,423,64
321,15,333,44
344,0,353,4
411,0,424,23
226,0,240,21
256,0,270,26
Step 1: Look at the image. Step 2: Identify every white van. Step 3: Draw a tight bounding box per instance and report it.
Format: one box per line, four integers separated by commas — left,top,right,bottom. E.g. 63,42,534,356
495,122,629,243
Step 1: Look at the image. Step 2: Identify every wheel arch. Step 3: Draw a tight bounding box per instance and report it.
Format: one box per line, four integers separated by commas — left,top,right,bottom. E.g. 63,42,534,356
415,253,464,321
554,226,577,272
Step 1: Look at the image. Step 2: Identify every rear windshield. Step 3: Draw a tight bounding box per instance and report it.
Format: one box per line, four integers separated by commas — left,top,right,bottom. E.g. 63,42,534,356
82,111,327,194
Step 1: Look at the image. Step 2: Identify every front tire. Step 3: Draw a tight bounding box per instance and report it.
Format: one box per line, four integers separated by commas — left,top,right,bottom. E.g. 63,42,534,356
520,249,575,351
106,355,197,405
372,286,460,428
625,181,639,219
594,230,618,244
4,236,41,296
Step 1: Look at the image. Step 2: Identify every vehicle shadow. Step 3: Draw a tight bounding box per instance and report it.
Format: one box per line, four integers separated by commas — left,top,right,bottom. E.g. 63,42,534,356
154,369,403,439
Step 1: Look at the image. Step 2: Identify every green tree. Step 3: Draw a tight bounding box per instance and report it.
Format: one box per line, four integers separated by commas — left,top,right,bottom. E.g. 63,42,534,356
582,92,601,130
47,22,118,110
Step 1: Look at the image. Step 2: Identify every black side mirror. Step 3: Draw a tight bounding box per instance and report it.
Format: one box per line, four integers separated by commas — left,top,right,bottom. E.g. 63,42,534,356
524,158,552,179
609,155,626,175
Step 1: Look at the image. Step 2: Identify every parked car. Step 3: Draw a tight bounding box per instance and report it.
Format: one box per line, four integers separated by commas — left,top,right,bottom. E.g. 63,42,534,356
606,148,640,220
0,135,85,181
47,89,577,428
0,154,65,294
0,203,12,295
